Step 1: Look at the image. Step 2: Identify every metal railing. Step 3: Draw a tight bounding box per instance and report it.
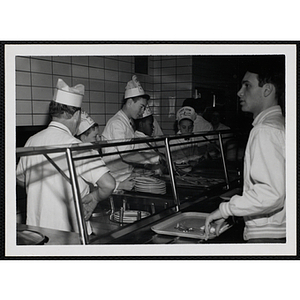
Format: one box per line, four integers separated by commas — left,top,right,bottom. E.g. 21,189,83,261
16,129,242,244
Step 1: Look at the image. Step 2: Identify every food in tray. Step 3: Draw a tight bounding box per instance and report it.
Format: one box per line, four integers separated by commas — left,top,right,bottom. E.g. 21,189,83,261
174,222,216,234
151,212,232,240
174,223,195,233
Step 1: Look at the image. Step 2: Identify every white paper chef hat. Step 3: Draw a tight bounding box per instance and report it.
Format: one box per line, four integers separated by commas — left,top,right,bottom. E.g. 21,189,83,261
53,78,84,108
77,110,96,135
176,106,196,122
124,75,150,100
137,105,153,119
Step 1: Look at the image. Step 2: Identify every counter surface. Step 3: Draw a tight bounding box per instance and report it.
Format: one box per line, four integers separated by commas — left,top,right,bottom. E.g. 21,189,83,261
17,223,81,245
89,187,245,245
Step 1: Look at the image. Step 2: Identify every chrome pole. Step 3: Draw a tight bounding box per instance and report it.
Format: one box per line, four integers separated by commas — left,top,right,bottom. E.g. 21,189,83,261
164,137,180,212
218,133,230,190
66,148,89,245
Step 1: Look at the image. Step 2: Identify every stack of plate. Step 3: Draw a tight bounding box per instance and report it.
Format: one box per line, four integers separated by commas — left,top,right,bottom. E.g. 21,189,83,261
111,210,150,224
134,176,166,194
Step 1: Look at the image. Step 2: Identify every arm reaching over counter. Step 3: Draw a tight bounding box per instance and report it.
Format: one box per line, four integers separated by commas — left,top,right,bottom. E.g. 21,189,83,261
82,172,116,220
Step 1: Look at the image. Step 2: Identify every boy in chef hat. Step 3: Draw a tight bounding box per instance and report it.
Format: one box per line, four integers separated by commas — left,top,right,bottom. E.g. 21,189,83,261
102,75,156,186
76,110,100,143
171,106,206,170
134,105,154,138
123,75,150,103
133,105,166,175
17,78,115,235
176,106,197,134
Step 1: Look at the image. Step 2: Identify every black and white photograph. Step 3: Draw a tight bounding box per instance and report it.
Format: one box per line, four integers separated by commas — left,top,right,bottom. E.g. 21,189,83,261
1,1,300,296
5,43,297,258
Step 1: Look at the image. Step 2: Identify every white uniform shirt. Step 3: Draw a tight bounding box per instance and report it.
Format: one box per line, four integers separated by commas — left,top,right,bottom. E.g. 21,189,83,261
153,118,164,136
193,115,213,133
219,106,285,240
101,110,135,183
134,130,152,150
16,121,109,233
133,131,160,158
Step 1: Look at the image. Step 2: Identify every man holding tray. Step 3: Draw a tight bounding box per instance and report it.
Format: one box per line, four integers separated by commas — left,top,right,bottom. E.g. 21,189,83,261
205,56,286,243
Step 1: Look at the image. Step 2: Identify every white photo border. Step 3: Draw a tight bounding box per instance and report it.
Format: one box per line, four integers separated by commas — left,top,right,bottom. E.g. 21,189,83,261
5,42,297,258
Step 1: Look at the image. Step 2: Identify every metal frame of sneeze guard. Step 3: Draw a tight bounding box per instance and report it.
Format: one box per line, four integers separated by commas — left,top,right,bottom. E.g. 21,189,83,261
16,129,236,245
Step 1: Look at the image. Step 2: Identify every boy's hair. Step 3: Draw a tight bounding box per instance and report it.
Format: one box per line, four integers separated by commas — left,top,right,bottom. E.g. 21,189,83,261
182,98,206,114
49,101,81,119
121,95,148,108
134,115,153,131
241,55,285,108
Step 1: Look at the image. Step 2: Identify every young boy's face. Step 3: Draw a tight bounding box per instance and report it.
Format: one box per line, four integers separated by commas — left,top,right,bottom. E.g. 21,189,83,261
81,127,100,143
140,116,154,136
178,119,193,134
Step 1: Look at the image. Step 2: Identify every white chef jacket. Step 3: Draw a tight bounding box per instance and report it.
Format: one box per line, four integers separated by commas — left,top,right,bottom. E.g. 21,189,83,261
219,106,286,240
101,110,136,184
153,118,164,136
193,115,213,133
133,130,161,157
134,130,152,149
16,121,110,233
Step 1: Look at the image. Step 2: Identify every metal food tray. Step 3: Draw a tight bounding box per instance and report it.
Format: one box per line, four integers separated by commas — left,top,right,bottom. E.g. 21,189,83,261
151,212,231,240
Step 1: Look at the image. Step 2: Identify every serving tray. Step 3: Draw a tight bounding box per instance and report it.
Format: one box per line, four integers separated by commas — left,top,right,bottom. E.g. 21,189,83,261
151,212,231,240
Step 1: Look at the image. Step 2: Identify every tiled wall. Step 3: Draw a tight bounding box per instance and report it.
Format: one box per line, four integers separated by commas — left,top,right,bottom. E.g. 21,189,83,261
16,55,193,135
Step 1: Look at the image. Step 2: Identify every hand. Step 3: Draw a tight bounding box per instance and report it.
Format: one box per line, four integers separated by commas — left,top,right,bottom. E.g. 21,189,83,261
204,209,226,240
150,163,167,176
81,192,99,221
118,177,135,191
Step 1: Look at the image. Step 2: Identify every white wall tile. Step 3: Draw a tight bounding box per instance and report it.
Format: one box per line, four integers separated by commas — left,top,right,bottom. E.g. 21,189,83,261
33,100,49,114
32,87,53,100
33,114,50,126
53,62,72,76
16,86,31,100
16,114,32,126
16,71,31,85
16,100,32,114
31,73,52,87
16,57,30,71
16,55,194,132
31,58,52,74
72,56,89,66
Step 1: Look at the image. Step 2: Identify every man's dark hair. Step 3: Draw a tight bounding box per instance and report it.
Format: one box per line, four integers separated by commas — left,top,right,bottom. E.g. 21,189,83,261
240,55,285,110
49,101,81,119
134,115,153,132
121,95,148,108
182,98,206,114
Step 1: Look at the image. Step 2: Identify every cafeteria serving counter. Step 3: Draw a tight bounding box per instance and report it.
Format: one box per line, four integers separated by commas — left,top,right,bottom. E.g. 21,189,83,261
16,130,246,245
